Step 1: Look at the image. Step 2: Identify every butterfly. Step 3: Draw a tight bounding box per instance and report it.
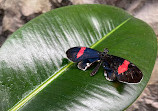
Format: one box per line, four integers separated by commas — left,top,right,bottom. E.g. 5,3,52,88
66,47,143,83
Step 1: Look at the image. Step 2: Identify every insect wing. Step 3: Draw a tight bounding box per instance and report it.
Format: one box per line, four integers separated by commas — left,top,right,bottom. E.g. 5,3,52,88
116,63,143,83
78,58,100,71
104,55,143,83
66,47,100,62
102,61,116,81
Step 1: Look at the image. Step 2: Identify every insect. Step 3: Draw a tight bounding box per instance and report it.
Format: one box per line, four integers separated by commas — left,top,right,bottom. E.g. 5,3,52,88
66,47,143,83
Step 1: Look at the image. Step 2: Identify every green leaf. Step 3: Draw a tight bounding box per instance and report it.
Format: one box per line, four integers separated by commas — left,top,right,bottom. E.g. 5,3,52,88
0,4,157,111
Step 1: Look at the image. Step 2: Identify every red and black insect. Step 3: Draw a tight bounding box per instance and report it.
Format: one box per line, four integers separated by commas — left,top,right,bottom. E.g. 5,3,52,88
66,47,143,83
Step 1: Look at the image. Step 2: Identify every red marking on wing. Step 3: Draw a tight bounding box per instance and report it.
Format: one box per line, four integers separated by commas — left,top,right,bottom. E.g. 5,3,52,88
118,60,130,74
76,47,86,58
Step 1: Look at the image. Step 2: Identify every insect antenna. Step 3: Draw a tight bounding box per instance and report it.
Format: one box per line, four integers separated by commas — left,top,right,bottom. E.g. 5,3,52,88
90,61,103,76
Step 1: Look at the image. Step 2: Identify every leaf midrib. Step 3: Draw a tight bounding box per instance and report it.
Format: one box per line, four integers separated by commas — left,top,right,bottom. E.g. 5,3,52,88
9,17,132,111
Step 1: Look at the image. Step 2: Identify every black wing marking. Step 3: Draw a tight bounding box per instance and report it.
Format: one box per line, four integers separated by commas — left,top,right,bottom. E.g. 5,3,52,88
103,55,143,83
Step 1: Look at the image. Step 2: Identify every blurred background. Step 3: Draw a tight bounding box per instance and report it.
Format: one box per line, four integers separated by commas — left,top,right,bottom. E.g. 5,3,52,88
0,0,157,110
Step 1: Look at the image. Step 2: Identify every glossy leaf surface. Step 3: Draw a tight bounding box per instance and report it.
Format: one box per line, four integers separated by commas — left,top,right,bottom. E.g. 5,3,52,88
0,4,157,111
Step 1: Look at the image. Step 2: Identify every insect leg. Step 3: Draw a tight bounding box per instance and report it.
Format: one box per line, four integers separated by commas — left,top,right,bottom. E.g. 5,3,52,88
90,61,103,76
